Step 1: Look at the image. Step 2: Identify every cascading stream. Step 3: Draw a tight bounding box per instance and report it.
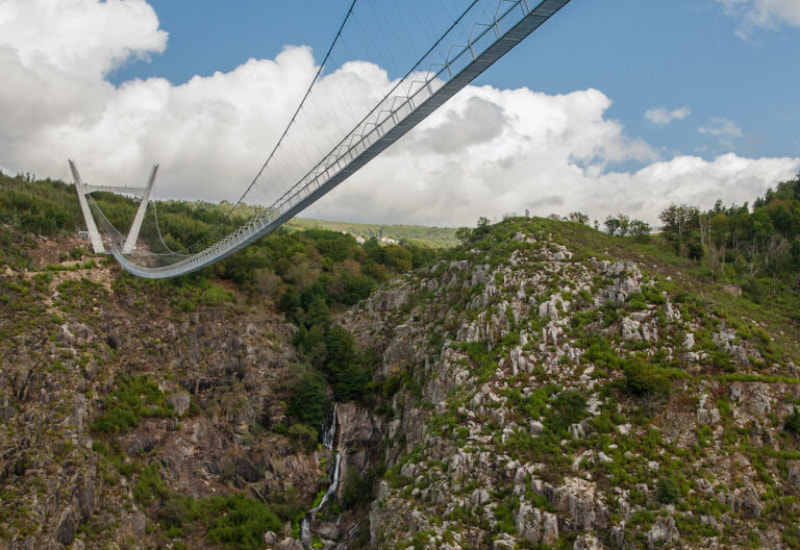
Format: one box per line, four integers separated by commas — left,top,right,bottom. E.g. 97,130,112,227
311,453,342,515
301,404,341,548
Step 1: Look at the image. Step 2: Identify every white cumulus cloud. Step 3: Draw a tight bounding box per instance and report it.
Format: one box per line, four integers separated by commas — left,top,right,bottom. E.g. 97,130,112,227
645,107,691,125
0,0,797,233
698,118,743,138
717,0,800,37
308,96,798,226
0,0,167,78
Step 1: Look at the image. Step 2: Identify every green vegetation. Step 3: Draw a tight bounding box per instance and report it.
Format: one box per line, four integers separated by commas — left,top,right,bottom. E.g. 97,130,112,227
92,374,173,434
786,407,800,434
622,358,671,398
287,368,328,427
157,491,281,549
134,463,170,506
128,462,283,548
0,174,83,235
603,213,652,242
660,174,800,302
656,474,682,504
341,466,374,510
547,390,587,433
286,217,459,248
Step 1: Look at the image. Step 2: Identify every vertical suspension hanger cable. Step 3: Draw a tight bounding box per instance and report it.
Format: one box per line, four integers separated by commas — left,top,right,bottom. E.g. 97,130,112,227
224,0,360,219
132,0,361,257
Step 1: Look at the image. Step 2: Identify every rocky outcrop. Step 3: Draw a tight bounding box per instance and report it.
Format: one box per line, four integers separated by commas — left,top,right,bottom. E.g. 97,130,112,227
346,226,800,550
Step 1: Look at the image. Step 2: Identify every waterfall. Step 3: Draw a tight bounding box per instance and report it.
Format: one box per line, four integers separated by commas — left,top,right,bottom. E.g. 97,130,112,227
310,452,341,514
300,518,312,547
322,403,337,450
301,403,341,548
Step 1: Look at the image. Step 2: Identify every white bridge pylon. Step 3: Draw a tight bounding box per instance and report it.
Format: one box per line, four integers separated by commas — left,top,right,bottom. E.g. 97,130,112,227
69,159,158,255
75,0,573,278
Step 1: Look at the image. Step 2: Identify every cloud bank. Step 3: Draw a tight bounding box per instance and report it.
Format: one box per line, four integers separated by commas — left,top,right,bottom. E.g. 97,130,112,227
0,0,798,230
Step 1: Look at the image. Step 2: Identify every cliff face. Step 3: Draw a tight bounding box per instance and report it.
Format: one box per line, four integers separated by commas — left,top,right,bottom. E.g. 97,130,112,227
342,222,800,549
3,218,800,550
0,239,337,549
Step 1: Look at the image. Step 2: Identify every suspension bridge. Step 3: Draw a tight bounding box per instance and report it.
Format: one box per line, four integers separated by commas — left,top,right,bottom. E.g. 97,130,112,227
72,0,573,279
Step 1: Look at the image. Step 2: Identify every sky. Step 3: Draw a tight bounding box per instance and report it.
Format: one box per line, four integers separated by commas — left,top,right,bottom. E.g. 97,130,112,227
0,0,799,228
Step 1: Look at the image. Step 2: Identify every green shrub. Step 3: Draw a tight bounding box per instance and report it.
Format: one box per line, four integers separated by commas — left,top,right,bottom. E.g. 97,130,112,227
785,407,800,434
288,423,319,451
339,273,376,305
547,390,587,433
200,284,233,306
92,374,172,433
158,493,281,550
341,466,372,509
325,325,372,402
656,474,682,504
623,359,671,398
134,464,170,507
625,292,648,311
582,336,622,369
205,493,282,549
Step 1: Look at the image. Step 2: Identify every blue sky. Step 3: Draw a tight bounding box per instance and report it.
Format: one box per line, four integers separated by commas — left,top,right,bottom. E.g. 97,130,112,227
1,0,799,226
110,0,800,163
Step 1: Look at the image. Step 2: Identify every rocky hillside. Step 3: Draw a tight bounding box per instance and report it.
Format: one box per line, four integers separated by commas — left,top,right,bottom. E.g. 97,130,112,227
0,234,375,549
2,208,800,550
344,218,800,549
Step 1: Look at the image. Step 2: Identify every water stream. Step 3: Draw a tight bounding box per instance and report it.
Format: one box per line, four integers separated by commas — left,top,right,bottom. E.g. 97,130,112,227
300,404,340,548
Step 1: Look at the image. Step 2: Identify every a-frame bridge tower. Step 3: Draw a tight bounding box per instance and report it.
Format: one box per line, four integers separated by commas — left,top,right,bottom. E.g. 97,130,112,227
69,160,158,255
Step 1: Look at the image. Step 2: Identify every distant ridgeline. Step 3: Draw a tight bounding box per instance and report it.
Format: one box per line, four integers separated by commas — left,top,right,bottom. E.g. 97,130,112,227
284,218,459,248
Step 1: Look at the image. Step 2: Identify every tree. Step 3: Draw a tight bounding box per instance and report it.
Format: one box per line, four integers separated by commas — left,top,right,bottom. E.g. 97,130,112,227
455,227,472,245
473,216,491,238
791,239,800,268
660,203,699,254
363,237,384,264
604,216,621,236
708,212,732,279
604,214,630,236
629,219,651,242
567,212,590,225
687,241,704,261
288,368,328,426
383,244,413,272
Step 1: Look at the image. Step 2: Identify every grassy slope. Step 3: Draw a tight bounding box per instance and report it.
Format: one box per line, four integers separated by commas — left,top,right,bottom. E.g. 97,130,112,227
566,224,800,366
